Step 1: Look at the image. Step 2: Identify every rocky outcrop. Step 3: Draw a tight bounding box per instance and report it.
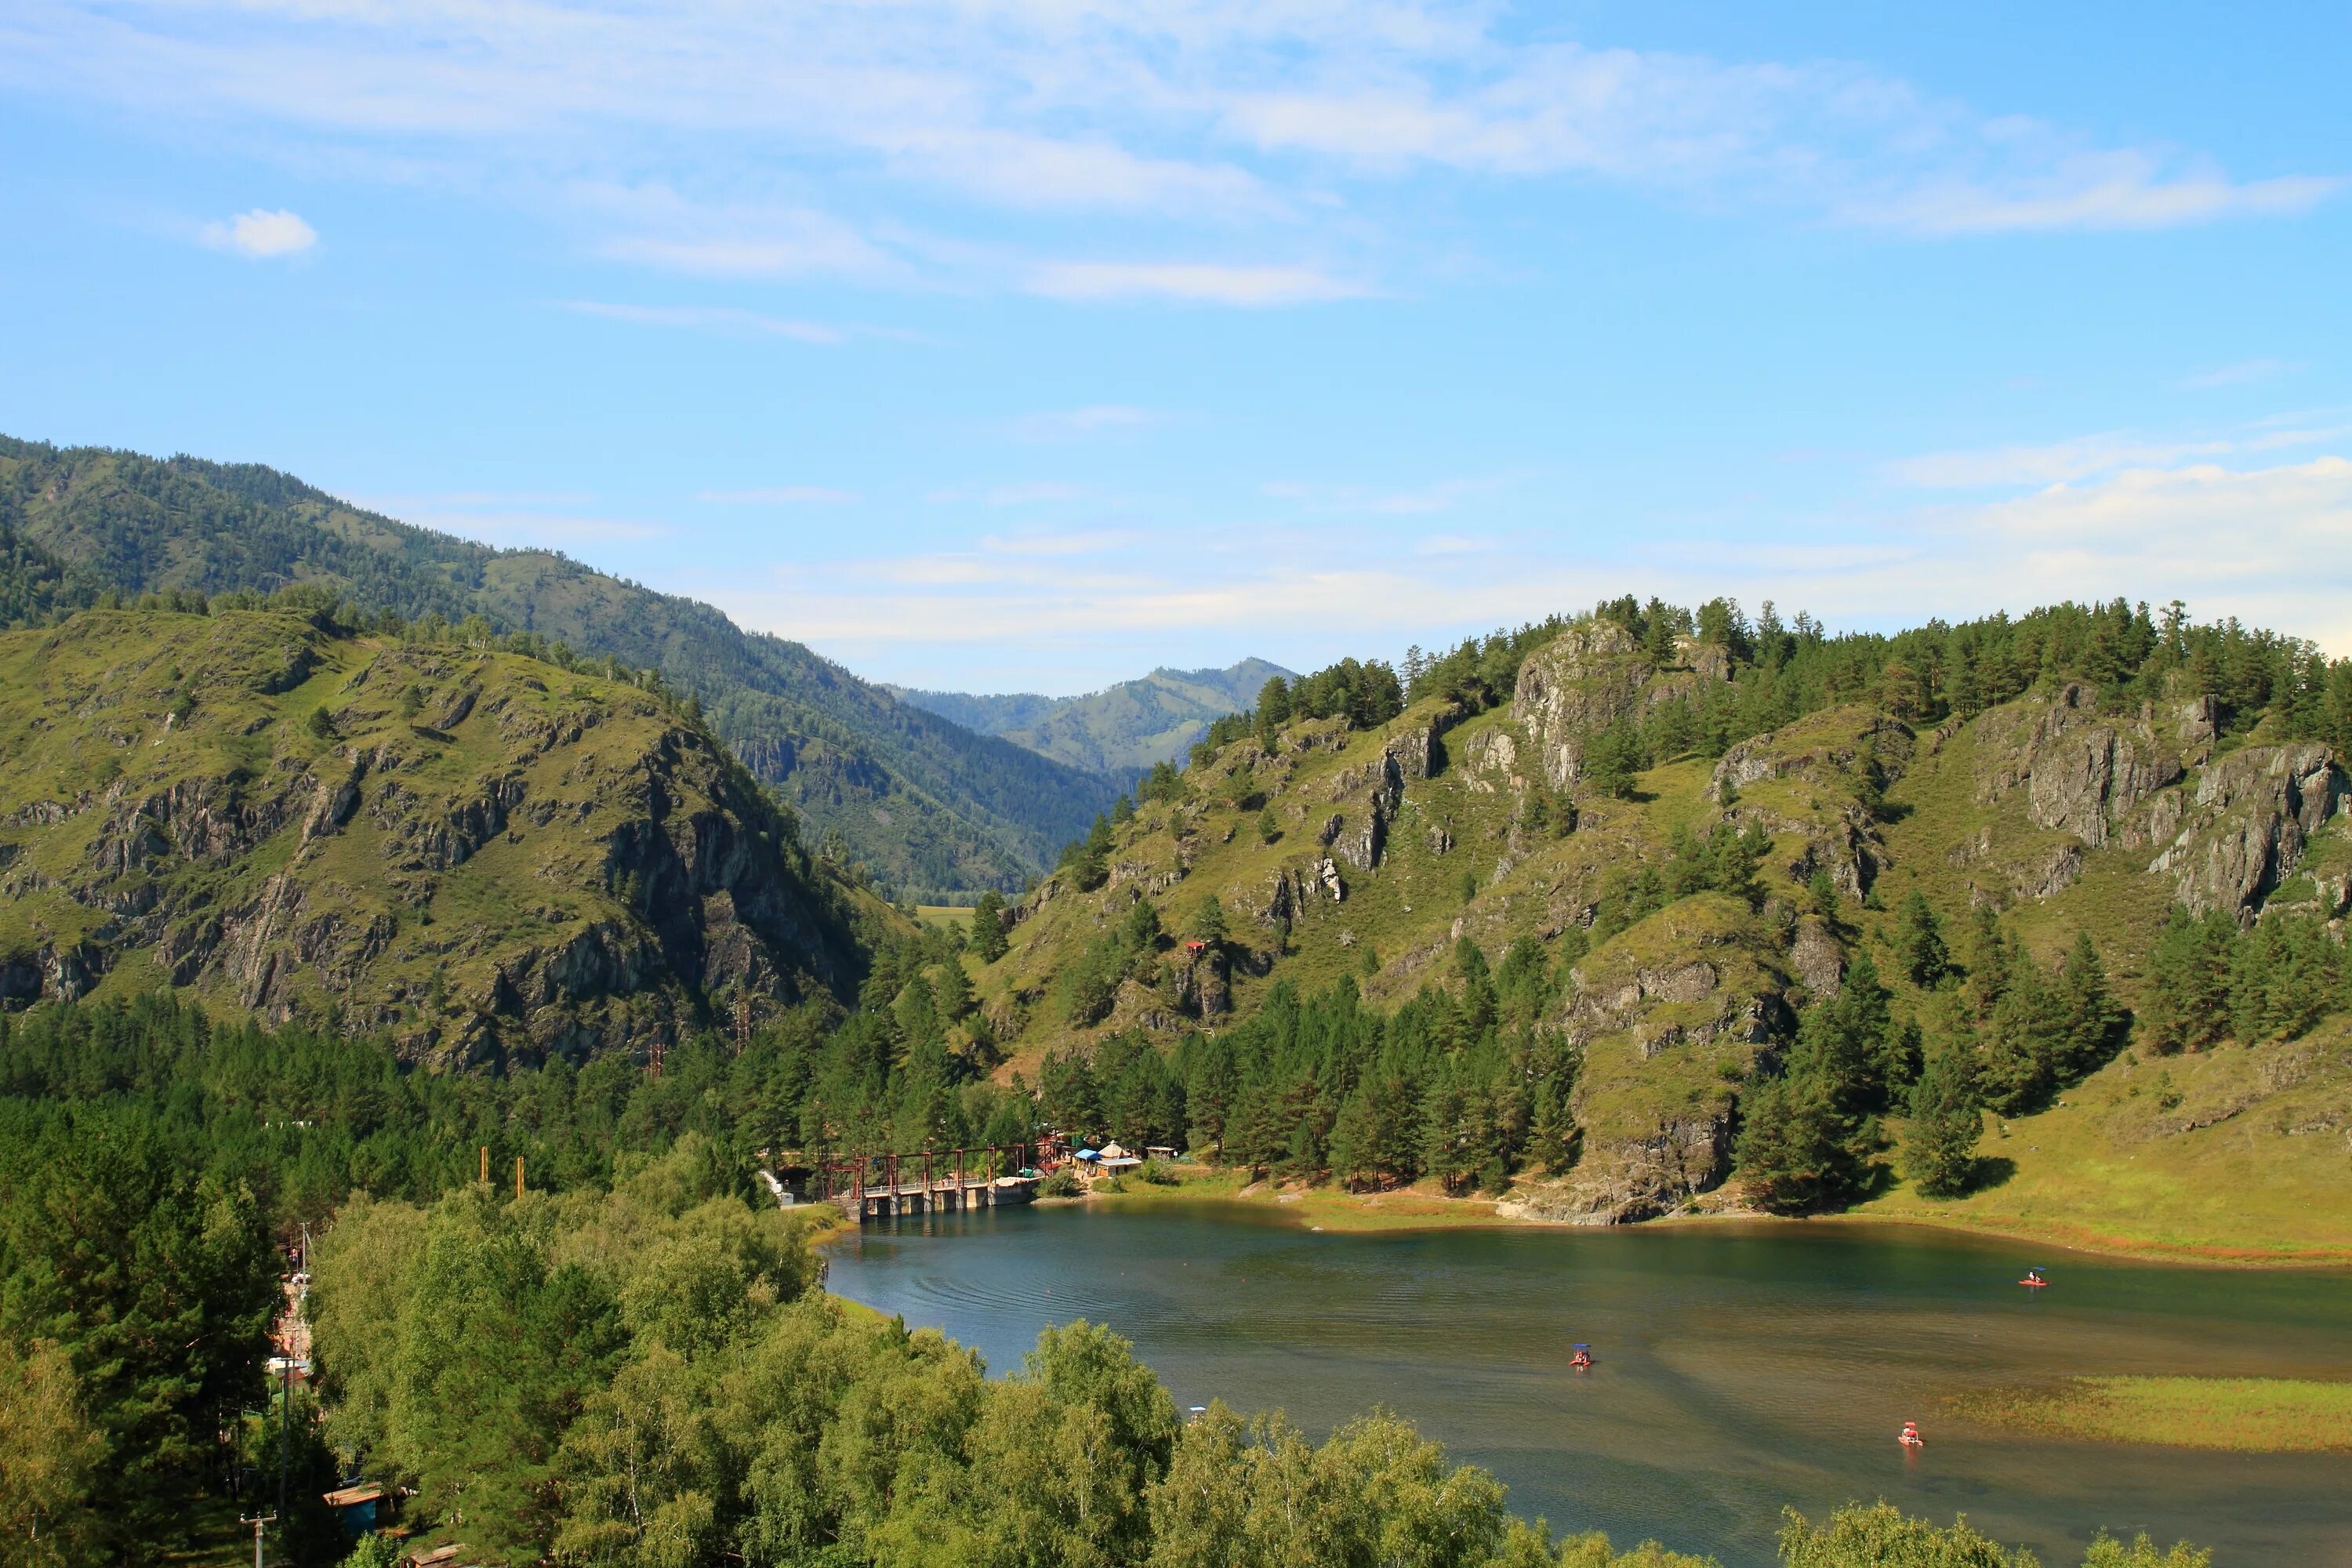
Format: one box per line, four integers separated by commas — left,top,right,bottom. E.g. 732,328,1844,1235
2151,742,2347,922
1381,704,1460,782
1704,708,1909,898
1255,858,1345,928
1514,622,1735,791
0,609,867,1062
1512,621,1651,789
1973,684,2183,848
1167,943,1231,1018
1324,749,1406,873
1546,895,1793,1223
1790,916,1844,997
1461,728,1519,794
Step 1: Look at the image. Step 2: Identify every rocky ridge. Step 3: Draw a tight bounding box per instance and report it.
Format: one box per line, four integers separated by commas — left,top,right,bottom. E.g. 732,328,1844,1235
0,608,876,1064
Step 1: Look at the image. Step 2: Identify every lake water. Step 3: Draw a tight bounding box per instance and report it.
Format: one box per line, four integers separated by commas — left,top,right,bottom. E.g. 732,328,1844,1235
823,1200,2351,1566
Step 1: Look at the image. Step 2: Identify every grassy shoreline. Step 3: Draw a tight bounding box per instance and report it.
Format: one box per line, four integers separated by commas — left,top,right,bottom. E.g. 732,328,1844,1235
1057,1164,2352,1269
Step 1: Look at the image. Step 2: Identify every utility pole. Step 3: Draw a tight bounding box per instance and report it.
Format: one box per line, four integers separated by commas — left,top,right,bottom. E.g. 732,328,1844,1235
278,1357,290,1525
241,1512,275,1568
479,1145,489,1185
515,1153,525,1201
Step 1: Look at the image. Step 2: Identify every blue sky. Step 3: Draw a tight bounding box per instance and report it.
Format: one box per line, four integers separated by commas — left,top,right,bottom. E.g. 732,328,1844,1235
2,2,2347,693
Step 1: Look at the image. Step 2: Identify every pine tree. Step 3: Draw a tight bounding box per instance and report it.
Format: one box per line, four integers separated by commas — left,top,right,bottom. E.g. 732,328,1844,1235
1891,891,1950,988
1733,1070,1845,1213
1192,894,1228,947
2053,931,2125,1080
932,959,976,1023
1582,722,1642,800
2142,909,2232,1054
1903,1033,1982,1199
970,891,1009,963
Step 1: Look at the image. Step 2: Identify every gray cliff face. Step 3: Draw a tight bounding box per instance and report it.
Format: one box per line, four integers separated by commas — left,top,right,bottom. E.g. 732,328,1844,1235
0,626,861,1064
1514,624,1735,791
1973,683,2184,849
1529,897,1794,1225
1706,711,1911,900
1512,620,1650,789
2151,742,2347,923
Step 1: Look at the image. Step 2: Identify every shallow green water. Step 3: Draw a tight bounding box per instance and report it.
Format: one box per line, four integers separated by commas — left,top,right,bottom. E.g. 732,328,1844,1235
823,1202,2352,1566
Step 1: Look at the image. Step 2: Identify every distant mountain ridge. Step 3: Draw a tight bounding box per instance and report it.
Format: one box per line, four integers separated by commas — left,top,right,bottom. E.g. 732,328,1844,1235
0,436,1122,897
895,659,1294,781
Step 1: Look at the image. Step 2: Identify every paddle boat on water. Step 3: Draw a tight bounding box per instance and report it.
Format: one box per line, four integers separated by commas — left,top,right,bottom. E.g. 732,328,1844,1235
1899,1421,1925,1448
2019,1266,2050,1290
1569,1343,1594,1370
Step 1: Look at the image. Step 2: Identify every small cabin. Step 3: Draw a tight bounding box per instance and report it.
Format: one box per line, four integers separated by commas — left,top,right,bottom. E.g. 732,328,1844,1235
323,1481,386,1538
1183,939,1208,954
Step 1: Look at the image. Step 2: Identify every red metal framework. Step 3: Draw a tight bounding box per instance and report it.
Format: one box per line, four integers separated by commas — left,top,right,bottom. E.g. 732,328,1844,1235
813,1144,1034,1206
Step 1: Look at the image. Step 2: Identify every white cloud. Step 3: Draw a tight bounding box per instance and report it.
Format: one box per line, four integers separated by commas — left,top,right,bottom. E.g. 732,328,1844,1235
412,510,670,548
200,207,316,257
1027,261,1370,305
16,0,2335,310
1263,474,1504,514
1414,533,1496,555
696,486,859,505
687,447,2352,688
2175,358,2291,390
1888,418,2352,488
1009,405,1160,441
980,528,1143,557
557,301,851,345
983,481,1091,506
1857,162,2339,237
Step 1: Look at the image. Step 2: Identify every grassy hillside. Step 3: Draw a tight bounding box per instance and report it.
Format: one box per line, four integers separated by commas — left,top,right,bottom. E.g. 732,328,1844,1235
0,599,901,1065
0,437,1120,897
964,607,2352,1256
895,658,1293,780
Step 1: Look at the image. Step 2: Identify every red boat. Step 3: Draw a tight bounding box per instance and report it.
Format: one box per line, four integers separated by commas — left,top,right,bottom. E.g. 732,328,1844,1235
2019,1268,2050,1289
1570,1344,1594,1370
1899,1421,1925,1448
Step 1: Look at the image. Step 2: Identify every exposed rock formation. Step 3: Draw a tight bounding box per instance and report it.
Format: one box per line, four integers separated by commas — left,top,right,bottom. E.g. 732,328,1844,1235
2151,742,2347,922
1534,895,1792,1224
0,610,869,1063
1705,707,1910,899
1973,683,2184,848
1513,621,1736,791
1512,620,1651,789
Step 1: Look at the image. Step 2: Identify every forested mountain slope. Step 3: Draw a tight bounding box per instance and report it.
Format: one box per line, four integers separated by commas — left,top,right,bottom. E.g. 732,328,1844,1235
0,437,1120,897
962,600,2352,1253
0,594,895,1065
896,657,1294,779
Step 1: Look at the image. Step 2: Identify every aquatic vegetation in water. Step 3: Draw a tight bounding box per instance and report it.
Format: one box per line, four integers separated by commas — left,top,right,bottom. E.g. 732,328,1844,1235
1949,1375,2352,1453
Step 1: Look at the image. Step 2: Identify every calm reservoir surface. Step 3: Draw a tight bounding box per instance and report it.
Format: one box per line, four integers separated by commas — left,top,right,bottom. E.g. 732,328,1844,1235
824,1201,2350,1566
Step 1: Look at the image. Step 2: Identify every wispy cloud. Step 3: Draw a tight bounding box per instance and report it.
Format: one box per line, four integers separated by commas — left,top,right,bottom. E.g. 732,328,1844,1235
1264,474,1505,514
690,443,2352,688
411,510,670,548
695,486,859,505
984,481,1091,506
1008,405,1160,441
13,1,2334,313
1887,417,2352,488
557,301,853,345
2175,358,2291,390
200,207,316,257
1414,533,1497,555
979,528,1142,557
1027,262,1371,306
